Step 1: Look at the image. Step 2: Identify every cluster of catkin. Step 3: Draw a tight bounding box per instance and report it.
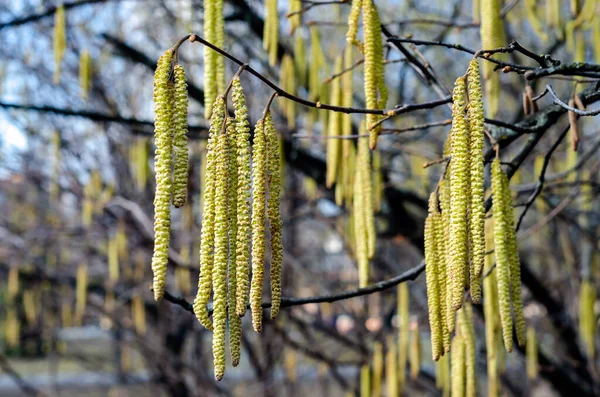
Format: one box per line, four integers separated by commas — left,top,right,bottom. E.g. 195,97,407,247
193,79,283,381
151,49,189,302
424,59,525,372
346,0,388,149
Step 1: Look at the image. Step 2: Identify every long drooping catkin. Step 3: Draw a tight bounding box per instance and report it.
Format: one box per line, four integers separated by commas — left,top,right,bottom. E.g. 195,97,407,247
264,0,279,66
172,64,189,208
433,210,450,352
526,326,538,380
579,280,597,357
491,158,513,352
266,113,283,319
232,78,253,317
203,0,217,118
459,304,476,397
212,125,230,381
397,283,409,390
214,0,226,93
451,334,465,397
385,336,398,397
53,4,66,84
79,51,92,100
151,49,174,301
479,0,505,117
194,96,226,330
502,171,525,347
346,0,363,48
250,117,268,332
372,341,383,396
484,217,500,397
425,193,443,361
326,56,343,188
439,180,455,332
354,135,374,286
449,77,469,311
466,59,485,304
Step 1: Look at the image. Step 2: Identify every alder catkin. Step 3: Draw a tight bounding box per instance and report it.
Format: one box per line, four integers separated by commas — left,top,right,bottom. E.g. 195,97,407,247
212,126,230,381
194,96,226,330
451,334,466,397
425,193,443,361
491,158,513,352
265,113,283,319
232,78,253,317
449,77,469,311
172,64,189,208
151,49,175,301
250,117,268,332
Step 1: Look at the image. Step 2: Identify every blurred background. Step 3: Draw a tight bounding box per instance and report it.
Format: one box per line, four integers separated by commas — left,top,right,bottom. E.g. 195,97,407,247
0,0,599,396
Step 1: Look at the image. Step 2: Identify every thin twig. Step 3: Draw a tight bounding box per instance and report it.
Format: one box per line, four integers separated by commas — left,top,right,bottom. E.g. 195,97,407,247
546,85,600,116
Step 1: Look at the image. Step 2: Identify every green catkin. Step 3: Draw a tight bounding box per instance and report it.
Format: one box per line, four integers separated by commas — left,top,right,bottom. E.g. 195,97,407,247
433,208,450,352
449,77,469,311
264,0,279,66
484,217,500,397
467,59,485,304
386,337,398,397
502,172,525,347
203,0,217,118
172,64,189,208
250,118,268,332
425,193,443,361
372,151,383,212
362,0,386,149
194,96,226,330
266,113,283,319
326,56,344,188
79,51,92,100
346,0,363,49
439,180,455,333
353,143,368,287
526,326,538,380
214,0,226,93
451,334,466,397
479,0,505,117
491,158,513,352
226,125,242,367
362,143,376,259
579,280,597,357
372,341,383,396
293,33,307,87
53,4,66,84
397,283,409,391
409,322,421,379
459,304,476,397
288,0,301,34
360,364,370,397
151,49,175,301
212,126,230,381
232,78,253,317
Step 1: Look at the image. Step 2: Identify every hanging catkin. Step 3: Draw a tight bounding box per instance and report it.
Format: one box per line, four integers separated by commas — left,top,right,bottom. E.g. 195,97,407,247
385,336,398,397
250,117,268,332
483,217,500,397
172,64,189,208
79,51,92,100
479,0,505,117
214,0,226,94
346,0,363,49
397,283,409,390
491,158,513,352
439,180,455,333
579,279,597,357
425,192,443,361
266,113,283,319
362,0,386,149
459,304,476,397
409,322,421,379
232,78,253,317
53,4,66,84
451,334,466,397
467,59,485,304
372,341,383,396
203,0,217,118
326,56,343,188
354,135,374,287
449,76,469,311
151,49,174,301
264,0,279,66
526,327,539,380
194,96,226,330
294,33,307,86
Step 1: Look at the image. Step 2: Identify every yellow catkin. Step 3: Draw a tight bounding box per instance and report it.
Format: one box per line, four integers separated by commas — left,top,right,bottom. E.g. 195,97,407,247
362,0,386,149
409,322,421,379
451,334,466,397
265,113,283,319
264,0,279,66
397,283,409,390
108,235,119,282
212,126,230,381
8,266,19,300
293,33,307,87
326,55,344,188
288,0,301,34
502,172,525,347
360,364,370,397
425,193,443,361
354,136,374,286
22,289,38,326
279,55,296,128
579,280,597,357
483,217,500,397
372,341,383,396
203,0,217,118
433,207,450,352
6,307,20,348
194,96,226,331
53,4,66,84
339,45,355,208
526,326,539,380
284,350,297,382
472,0,480,23
439,180,455,332
459,304,476,397
131,294,146,335
250,117,268,332
385,337,398,397
467,59,485,304
480,0,505,117
172,64,189,208
75,264,88,326
491,158,513,352
436,354,450,397
372,150,383,212
214,0,225,93
346,0,363,49
449,77,469,311
524,0,549,41
151,49,175,301
232,78,253,317
225,124,242,367
79,50,92,100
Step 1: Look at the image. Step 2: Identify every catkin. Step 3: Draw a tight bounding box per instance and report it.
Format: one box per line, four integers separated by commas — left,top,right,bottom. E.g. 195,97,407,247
203,0,217,118
151,49,174,301
439,180,455,332
360,365,370,397
397,283,409,390
526,326,538,380
480,0,505,117
194,96,226,330
372,341,383,396
250,118,268,332
483,217,500,397
467,59,485,304
385,337,398,397
326,56,344,188
354,136,372,287
294,33,307,87
266,113,283,319
53,4,66,84
425,193,443,361
346,0,363,49
172,64,189,208
491,158,513,352
450,334,465,397
212,125,230,381
232,78,253,317
449,77,469,311
79,50,92,100
502,171,525,347
409,322,421,379
214,0,226,93
459,304,476,397
579,280,596,357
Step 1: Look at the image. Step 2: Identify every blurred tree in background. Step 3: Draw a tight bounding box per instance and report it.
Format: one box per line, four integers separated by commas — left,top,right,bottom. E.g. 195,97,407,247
0,0,599,396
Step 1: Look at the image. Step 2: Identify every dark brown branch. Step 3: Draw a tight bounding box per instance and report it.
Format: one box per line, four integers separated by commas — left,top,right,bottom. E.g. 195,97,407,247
525,62,600,80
